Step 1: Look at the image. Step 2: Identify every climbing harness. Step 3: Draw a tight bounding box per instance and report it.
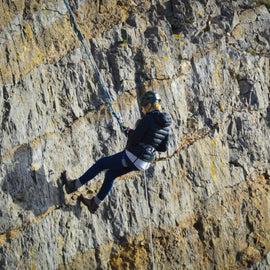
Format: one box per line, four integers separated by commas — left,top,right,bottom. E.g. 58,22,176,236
63,0,124,130
143,170,155,270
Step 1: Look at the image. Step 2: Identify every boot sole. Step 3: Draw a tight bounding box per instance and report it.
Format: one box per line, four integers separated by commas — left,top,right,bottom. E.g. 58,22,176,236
60,171,68,185
78,195,98,213
61,171,77,194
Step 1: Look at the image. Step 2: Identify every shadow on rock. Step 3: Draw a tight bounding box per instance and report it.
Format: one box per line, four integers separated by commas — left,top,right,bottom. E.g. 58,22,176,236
1,144,82,218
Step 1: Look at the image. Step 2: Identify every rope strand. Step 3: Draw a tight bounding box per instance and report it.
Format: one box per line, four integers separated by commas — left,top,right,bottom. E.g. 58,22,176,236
63,0,123,129
143,170,155,270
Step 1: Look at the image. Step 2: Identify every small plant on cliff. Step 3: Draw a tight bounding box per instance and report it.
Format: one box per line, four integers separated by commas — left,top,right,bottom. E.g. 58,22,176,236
118,40,128,47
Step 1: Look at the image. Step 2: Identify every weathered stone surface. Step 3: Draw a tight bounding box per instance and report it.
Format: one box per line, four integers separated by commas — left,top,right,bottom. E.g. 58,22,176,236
0,0,270,269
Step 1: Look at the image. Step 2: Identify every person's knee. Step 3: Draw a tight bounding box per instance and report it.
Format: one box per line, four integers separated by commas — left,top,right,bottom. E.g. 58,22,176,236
104,170,115,182
96,156,107,170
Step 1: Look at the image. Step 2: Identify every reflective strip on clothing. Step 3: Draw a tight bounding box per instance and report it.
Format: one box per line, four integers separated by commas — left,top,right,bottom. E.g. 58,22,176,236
125,150,150,171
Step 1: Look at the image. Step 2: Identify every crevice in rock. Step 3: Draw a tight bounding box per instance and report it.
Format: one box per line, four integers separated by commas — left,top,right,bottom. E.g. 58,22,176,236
193,217,204,242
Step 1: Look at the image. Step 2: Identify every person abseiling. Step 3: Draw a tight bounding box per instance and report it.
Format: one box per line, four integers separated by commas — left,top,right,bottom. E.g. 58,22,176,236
62,91,172,213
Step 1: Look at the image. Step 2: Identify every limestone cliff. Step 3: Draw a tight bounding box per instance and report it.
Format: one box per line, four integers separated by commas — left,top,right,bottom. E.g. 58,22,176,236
0,0,270,269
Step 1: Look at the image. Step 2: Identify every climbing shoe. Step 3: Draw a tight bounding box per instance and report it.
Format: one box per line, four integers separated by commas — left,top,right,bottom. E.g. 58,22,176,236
79,195,99,213
61,171,78,194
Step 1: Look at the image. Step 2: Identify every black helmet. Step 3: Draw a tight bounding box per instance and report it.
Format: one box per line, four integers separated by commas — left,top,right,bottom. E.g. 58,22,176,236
139,91,161,107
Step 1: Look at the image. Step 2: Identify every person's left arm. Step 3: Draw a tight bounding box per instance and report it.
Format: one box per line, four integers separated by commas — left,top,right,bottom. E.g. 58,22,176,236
127,116,151,145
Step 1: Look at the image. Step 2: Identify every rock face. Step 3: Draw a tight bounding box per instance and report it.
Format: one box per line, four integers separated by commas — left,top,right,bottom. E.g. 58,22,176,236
0,0,270,269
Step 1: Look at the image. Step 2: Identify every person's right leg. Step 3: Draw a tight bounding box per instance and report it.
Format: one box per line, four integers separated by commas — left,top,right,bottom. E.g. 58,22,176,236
96,166,135,201
79,166,135,213
79,151,139,213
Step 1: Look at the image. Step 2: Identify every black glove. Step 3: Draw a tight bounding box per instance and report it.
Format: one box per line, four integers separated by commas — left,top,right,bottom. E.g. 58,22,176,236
121,123,130,136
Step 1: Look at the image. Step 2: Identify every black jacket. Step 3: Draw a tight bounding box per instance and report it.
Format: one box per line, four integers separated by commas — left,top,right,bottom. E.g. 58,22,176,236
126,110,172,162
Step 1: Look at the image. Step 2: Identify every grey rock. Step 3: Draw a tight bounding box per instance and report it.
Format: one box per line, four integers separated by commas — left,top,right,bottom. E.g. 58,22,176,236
0,0,270,269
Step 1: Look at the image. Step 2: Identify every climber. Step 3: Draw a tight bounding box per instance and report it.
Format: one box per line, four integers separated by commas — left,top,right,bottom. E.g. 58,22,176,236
62,91,172,213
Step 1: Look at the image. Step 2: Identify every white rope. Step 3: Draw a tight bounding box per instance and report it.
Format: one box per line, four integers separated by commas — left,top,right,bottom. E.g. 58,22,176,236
143,170,155,270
